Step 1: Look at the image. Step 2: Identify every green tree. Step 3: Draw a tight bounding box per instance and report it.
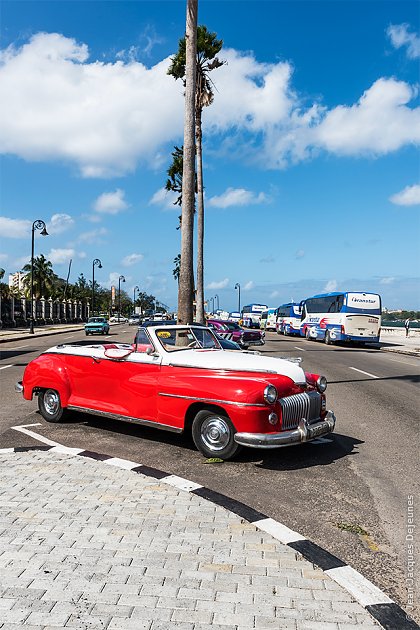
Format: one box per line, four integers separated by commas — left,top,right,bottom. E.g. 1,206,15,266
21,254,57,299
169,24,224,323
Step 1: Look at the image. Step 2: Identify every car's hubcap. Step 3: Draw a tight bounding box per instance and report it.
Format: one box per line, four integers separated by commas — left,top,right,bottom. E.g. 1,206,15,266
201,416,230,452
44,390,59,415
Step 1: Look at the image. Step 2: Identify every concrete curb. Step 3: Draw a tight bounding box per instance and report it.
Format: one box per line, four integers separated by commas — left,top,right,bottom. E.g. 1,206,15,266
1,445,418,630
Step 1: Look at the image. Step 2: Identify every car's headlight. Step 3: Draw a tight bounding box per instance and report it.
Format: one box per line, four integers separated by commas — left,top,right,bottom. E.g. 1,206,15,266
264,384,278,404
316,376,327,392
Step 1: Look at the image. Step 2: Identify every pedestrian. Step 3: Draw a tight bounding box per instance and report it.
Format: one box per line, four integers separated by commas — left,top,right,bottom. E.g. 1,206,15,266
405,317,410,337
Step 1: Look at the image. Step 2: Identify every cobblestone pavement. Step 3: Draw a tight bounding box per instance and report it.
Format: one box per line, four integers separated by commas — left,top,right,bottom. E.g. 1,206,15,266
0,450,382,630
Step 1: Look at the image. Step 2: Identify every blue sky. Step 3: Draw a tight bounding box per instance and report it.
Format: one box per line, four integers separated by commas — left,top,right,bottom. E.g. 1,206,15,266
1,0,419,311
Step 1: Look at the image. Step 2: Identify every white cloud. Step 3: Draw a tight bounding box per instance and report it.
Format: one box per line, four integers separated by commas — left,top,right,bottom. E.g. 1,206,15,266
206,278,229,290
100,272,131,290
93,189,128,214
208,188,268,209
47,213,74,235
389,184,420,206
270,290,280,299
324,280,338,292
295,249,305,259
78,227,108,243
243,281,254,291
122,253,144,267
380,277,395,285
312,79,420,157
0,33,419,177
387,23,420,59
47,248,76,265
0,216,31,238
149,187,179,211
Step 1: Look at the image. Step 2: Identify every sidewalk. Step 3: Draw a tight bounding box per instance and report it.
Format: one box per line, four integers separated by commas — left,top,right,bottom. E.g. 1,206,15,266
1,448,416,630
0,323,120,345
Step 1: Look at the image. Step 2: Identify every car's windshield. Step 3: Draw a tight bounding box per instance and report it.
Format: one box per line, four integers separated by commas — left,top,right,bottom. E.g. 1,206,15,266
223,322,241,331
88,318,105,323
155,326,221,352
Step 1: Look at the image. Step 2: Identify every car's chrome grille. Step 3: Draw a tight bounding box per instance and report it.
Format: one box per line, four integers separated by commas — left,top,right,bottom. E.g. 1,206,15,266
279,391,321,430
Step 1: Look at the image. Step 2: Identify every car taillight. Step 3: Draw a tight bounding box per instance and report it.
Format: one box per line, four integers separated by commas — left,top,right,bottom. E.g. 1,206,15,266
341,325,345,334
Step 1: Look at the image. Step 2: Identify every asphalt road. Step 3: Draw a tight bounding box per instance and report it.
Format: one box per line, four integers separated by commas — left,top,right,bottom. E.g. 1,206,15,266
1,325,419,622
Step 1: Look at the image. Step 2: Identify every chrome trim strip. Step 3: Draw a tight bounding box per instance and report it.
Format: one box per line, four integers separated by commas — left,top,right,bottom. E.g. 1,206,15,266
158,392,266,408
66,405,183,434
167,363,277,374
234,411,336,449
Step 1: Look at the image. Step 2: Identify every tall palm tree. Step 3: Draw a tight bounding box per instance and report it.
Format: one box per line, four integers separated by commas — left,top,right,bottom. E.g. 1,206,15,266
21,254,57,299
173,0,197,324
168,25,224,323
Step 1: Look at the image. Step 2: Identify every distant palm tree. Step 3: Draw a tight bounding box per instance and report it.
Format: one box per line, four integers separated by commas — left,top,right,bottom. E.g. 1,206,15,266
21,254,57,299
168,24,224,323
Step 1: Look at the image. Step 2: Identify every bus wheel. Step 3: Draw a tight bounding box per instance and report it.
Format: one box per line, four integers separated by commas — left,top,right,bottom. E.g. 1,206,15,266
325,330,333,345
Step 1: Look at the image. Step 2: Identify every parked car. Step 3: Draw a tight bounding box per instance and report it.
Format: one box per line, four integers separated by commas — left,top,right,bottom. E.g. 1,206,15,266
84,317,110,336
128,314,141,326
109,315,128,323
207,319,265,350
16,324,335,460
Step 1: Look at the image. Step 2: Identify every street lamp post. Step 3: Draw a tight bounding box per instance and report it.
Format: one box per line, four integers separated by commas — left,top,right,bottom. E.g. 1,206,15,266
133,285,139,311
92,259,102,317
29,220,49,334
214,294,220,312
118,275,125,322
234,283,241,314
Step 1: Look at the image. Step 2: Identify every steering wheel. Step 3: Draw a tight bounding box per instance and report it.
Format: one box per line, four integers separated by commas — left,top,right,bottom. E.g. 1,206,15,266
188,341,199,348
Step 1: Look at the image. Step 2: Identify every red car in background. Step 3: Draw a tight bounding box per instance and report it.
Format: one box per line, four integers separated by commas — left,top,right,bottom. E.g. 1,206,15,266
207,319,265,350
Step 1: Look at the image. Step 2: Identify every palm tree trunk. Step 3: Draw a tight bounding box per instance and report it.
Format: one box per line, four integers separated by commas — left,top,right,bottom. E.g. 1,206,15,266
195,107,205,324
177,0,197,325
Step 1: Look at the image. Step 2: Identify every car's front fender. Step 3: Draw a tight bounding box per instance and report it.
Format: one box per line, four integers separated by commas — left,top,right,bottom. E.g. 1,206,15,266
22,354,71,405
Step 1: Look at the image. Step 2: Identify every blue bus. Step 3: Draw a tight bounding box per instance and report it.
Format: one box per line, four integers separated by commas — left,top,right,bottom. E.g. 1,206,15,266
300,292,382,345
275,303,302,336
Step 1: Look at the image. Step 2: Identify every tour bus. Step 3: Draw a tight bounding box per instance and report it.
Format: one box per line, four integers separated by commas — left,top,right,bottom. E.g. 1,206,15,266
299,291,382,345
275,303,302,335
241,304,268,328
260,308,277,331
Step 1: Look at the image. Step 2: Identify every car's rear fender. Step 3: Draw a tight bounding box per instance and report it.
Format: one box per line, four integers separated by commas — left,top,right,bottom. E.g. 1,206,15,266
22,354,71,405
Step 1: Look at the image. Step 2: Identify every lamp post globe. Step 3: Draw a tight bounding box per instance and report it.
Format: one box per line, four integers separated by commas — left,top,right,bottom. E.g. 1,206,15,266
29,220,49,335
92,259,103,317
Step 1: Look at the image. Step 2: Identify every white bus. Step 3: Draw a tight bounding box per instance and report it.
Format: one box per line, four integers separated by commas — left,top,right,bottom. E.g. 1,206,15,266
241,304,268,328
275,303,302,336
300,291,381,345
260,308,277,331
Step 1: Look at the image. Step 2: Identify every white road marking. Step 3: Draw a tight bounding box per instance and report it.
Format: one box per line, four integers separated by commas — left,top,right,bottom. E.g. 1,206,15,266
253,518,305,544
0,448,16,454
325,565,393,607
388,357,419,367
9,344,28,349
0,365,13,370
11,424,63,447
294,346,306,351
64,335,75,339
104,457,142,470
163,475,203,492
349,367,379,379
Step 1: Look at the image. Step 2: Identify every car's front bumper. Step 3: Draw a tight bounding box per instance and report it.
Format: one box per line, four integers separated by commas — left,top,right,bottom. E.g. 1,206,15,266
234,411,336,449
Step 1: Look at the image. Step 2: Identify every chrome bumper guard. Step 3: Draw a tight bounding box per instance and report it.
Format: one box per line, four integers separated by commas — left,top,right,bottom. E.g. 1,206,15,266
15,381,24,394
234,410,336,449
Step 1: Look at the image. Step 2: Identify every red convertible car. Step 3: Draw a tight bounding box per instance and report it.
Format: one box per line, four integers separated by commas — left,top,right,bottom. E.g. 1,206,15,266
16,324,336,460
